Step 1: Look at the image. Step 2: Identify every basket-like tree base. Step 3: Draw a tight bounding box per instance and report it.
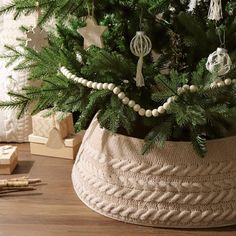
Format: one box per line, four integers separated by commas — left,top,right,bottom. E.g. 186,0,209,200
72,117,236,228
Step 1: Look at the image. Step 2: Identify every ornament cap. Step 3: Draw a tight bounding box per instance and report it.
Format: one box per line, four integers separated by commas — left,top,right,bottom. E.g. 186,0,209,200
217,48,227,54
136,31,145,36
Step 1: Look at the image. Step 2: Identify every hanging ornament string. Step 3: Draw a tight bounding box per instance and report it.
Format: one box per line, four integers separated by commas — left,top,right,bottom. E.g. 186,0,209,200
139,8,144,31
208,0,223,21
35,1,41,20
86,0,95,17
216,26,225,48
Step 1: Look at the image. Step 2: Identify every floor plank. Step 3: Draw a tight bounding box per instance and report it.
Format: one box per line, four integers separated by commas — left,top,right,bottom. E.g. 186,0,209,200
0,144,236,236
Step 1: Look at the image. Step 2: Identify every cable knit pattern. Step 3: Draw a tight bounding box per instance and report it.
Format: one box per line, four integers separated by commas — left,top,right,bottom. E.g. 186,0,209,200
0,0,34,142
72,117,236,228
73,171,236,227
77,166,236,205
80,143,236,177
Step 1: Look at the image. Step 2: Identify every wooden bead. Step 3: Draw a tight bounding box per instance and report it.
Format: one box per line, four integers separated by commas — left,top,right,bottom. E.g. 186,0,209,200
68,73,73,79
97,83,103,90
122,97,130,105
92,82,98,89
145,110,152,117
217,81,224,87
113,87,121,94
108,83,115,90
128,100,135,108
82,79,88,86
152,109,159,117
138,108,146,116
210,81,217,89
224,79,232,85
133,104,141,112
163,102,170,110
183,85,190,91
177,87,184,95
103,83,109,90
190,85,198,93
73,77,79,82
61,68,66,74
66,71,71,79
172,96,178,101
158,106,166,114
118,92,126,99
87,81,93,88
71,75,76,80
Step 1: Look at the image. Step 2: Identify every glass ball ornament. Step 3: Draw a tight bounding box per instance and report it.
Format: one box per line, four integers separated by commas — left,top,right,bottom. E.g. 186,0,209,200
206,48,232,76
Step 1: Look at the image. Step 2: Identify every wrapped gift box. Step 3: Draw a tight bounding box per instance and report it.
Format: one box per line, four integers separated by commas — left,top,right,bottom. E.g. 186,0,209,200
29,132,84,160
0,146,18,175
32,110,74,139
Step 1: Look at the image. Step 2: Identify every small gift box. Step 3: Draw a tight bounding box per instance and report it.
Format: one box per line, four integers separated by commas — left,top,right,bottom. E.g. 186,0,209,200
0,146,18,175
29,132,84,160
32,110,74,139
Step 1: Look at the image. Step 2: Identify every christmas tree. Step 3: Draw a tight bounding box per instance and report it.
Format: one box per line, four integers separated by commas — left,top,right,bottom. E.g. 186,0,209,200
0,0,236,157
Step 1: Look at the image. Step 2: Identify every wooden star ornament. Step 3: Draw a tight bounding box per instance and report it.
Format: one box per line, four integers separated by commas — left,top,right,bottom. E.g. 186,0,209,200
26,26,49,52
77,16,107,49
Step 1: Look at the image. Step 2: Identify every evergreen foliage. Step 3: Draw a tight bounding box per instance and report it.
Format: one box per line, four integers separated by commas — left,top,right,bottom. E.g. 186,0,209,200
0,0,236,157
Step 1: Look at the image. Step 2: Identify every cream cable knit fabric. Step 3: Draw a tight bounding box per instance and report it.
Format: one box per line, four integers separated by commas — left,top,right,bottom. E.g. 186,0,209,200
72,117,236,228
0,0,34,142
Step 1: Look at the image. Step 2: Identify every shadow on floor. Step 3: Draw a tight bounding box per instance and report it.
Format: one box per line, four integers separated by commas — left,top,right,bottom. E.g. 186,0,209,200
13,160,35,174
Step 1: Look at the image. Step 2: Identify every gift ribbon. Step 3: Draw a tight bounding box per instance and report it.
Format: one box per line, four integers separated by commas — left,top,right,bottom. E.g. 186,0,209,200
0,146,13,156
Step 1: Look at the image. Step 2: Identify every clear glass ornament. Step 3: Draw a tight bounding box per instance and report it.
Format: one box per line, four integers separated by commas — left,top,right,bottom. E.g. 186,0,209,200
206,48,232,76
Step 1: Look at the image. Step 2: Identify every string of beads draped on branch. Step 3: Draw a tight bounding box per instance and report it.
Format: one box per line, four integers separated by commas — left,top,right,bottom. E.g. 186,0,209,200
60,66,236,118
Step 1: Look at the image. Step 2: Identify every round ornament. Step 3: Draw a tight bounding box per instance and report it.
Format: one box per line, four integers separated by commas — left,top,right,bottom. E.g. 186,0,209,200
130,31,152,87
206,48,232,76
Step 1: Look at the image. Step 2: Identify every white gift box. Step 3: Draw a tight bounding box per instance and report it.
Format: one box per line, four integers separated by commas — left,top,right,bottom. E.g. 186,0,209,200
29,132,84,160
32,110,75,139
0,146,18,174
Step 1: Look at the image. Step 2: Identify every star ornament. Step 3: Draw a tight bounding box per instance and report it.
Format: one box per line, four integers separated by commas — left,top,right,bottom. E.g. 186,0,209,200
77,16,107,49
26,26,49,52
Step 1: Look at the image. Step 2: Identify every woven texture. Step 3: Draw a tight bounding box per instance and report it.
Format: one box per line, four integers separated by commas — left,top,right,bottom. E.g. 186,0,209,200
72,117,236,228
0,68,32,142
0,0,34,142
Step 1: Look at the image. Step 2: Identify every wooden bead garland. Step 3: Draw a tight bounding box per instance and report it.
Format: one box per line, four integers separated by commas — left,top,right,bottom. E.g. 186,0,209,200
59,66,235,119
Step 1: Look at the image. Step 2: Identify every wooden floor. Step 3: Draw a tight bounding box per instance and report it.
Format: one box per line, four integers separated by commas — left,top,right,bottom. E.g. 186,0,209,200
0,144,236,236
